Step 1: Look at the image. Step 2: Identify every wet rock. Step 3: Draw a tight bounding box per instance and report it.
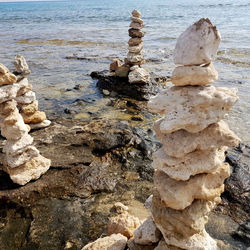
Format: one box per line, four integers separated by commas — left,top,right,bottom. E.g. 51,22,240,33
115,65,130,78
110,59,123,71
232,221,250,245
91,70,162,101
79,159,118,194
224,143,250,213
128,66,150,84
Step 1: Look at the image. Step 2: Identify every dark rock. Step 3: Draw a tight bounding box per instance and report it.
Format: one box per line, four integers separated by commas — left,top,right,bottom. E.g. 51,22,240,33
73,84,81,90
131,117,143,121
232,221,250,246
91,70,163,101
0,118,155,249
224,143,250,213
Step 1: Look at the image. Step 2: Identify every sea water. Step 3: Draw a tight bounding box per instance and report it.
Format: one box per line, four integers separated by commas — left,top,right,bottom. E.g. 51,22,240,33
0,0,249,141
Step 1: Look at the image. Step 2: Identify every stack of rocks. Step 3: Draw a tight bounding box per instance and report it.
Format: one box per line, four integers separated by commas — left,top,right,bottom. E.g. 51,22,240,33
142,18,240,249
95,9,160,100
127,9,150,85
14,55,51,129
0,63,51,186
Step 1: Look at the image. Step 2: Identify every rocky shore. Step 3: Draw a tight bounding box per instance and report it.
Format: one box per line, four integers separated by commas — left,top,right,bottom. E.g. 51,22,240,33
0,117,249,249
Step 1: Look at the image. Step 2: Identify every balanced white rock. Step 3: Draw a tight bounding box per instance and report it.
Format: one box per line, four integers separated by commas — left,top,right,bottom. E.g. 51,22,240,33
145,18,240,249
149,85,238,133
171,63,218,86
0,62,51,185
174,18,221,65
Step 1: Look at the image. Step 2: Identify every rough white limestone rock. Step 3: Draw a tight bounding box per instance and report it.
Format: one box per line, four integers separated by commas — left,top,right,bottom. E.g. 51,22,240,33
0,84,20,103
164,229,217,250
127,52,144,63
5,155,51,186
14,54,31,75
154,163,230,210
148,85,238,133
3,134,34,155
154,119,240,158
134,216,161,245
128,67,150,83
16,78,32,96
174,18,221,65
6,146,40,168
152,190,220,238
153,147,226,181
1,118,29,140
82,233,127,250
29,120,51,130
107,211,141,239
128,43,143,53
171,63,218,86
15,90,36,104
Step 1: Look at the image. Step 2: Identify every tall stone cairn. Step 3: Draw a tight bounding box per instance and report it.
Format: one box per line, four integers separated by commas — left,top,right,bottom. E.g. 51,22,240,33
14,55,51,129
0,62,51,185
109,9,150,84
145,18,241,249
127,9,150,84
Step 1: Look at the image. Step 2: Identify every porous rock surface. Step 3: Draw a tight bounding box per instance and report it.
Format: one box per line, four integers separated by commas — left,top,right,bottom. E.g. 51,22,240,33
154,164,230,210
148,85,238,133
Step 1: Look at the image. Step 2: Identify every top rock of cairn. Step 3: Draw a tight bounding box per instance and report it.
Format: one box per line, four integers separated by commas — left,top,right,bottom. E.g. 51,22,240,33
174,18,221,66
132,9,141,18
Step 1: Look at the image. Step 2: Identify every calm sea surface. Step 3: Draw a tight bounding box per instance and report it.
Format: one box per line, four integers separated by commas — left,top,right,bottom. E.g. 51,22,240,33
0,0,249,141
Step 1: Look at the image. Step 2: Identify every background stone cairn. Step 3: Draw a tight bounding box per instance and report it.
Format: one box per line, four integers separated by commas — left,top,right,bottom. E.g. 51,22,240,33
135,18,241,249
13,55,51,130
0,62,51,185
110,9,150,84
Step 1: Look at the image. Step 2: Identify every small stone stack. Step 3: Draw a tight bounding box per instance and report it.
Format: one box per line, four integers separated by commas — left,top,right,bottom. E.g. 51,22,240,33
127,10,150,84
144,18,241,249
109,9,150,83
14,55,51,129
0,63,51,186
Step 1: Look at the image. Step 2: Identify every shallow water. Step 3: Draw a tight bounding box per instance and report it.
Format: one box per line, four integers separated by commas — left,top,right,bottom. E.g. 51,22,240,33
0,0,249,141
